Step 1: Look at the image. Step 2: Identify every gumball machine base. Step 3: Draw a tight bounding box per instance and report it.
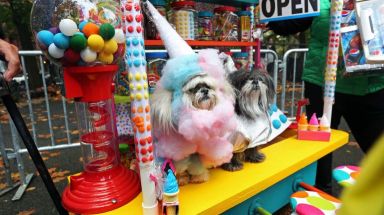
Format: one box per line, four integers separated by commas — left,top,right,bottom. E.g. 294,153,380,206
62,165,141,214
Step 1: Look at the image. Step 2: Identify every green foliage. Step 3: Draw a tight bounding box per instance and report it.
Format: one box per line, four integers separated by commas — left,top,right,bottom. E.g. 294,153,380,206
263,29,311,57
0,2,17,39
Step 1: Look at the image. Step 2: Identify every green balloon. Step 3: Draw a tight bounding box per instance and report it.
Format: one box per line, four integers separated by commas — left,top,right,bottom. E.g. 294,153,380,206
69,34,87,52
99,23,115,40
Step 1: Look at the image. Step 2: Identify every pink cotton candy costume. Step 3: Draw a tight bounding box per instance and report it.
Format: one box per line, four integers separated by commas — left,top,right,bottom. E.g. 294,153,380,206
153,49,236,168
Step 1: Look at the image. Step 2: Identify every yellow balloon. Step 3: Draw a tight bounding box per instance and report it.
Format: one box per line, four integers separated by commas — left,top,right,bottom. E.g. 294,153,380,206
98,52,114,64
103,39,118,54
87,35,104,52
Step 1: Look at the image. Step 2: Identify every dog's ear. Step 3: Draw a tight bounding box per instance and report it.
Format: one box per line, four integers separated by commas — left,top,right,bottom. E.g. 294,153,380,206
150,87,175,134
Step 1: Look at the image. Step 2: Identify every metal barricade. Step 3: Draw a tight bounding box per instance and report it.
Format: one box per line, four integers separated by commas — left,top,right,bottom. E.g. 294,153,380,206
0,50,80,200
260,49,279,105
281,48,309,118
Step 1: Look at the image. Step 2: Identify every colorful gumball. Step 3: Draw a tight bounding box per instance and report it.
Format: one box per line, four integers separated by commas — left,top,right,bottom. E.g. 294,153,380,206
98,52,114,64
99,23,115,40
70,34,87,52
80,47,97,63
48,27,60,34
87,34,105,52
37,30,54,47
103,39,118,54
113,29,125,44
82,22,99,37
59,19,78,36
79,20,88,31
53,33,70,49
74,32,85,37
64,48,81,64
48,43,65,59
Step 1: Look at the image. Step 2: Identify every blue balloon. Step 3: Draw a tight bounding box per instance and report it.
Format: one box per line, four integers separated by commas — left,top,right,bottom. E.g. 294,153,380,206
37,30,54,47
53,33,69,49
79,20,88,31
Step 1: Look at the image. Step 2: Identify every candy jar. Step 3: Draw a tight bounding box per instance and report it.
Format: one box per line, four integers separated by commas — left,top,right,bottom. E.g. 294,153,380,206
146,52,168,94
198,11,213,41
31,0,141,214
213,6,239,41
238,11,252,42
145,0,167,39
169,1,198,40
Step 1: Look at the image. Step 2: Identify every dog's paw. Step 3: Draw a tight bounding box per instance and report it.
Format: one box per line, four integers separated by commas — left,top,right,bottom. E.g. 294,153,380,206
221,161,244,171
246,151,266,163
189,171,209,184
176,172,190,186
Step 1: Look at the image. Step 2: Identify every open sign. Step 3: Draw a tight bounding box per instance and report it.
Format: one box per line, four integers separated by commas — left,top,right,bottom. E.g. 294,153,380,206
260,0,320,22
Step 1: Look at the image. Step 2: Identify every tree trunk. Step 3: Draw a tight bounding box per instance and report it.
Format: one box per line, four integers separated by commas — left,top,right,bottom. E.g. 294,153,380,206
9,0,43,91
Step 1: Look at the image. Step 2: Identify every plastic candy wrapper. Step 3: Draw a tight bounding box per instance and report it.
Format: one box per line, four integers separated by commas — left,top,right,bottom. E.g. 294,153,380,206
31,0,125,67
356,0,384,64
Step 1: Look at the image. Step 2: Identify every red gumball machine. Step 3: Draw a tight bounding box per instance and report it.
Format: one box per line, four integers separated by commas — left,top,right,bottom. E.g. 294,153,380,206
61,65,141,214
30,0,141,214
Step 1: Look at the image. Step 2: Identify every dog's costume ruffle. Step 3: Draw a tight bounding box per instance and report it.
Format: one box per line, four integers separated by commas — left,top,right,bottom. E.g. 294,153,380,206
155,95,235,166
154,49,235,167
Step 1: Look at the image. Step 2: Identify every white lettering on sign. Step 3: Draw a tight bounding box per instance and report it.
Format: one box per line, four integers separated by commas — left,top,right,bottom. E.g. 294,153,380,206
260,0,320,22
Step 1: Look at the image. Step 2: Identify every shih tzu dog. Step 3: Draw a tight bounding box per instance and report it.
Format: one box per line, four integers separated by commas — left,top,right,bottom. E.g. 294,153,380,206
183,74,218,111
151,49,236,185
222,68,275,171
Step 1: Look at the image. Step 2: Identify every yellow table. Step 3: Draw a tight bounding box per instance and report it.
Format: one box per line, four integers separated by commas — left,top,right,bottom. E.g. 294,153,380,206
100,129,349,215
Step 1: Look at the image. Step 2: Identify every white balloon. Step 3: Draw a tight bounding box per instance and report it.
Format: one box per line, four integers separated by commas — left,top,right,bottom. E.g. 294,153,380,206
59,19,78,36
80,47,97,63
113,29,125,44
48,44,64,59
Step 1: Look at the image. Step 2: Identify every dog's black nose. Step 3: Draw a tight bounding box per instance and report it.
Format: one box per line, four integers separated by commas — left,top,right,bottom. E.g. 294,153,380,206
201,88,209,94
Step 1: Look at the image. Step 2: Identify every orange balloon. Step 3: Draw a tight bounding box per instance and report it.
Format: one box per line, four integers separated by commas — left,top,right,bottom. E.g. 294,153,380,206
82,23,99,37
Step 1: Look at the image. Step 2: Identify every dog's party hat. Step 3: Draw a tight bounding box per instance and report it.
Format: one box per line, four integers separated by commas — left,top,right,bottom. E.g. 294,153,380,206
144,1,194,58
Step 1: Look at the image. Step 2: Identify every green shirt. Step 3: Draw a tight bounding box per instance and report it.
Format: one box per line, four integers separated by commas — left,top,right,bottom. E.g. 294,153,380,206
303,0,384,95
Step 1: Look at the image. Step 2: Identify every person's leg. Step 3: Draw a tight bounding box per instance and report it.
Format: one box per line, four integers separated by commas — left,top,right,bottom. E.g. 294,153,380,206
340,89,384,153
304,82,342,194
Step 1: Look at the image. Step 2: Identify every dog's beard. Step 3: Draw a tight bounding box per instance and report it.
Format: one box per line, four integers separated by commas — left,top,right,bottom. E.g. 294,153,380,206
238,80,269,120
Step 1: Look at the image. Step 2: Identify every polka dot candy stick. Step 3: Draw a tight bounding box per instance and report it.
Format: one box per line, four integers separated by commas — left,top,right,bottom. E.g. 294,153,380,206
323,0,344,128
121,0,158,214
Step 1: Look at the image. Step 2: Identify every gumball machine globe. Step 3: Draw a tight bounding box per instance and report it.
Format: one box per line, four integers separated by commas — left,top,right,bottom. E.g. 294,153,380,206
31,0,141,214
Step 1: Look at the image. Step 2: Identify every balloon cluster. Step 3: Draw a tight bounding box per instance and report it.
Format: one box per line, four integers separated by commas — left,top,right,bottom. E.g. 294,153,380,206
36,18,126,66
